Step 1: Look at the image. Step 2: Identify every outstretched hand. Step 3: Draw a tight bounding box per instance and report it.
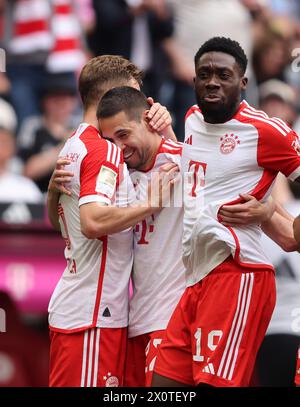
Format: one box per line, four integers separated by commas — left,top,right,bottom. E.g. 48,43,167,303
219,194,275,226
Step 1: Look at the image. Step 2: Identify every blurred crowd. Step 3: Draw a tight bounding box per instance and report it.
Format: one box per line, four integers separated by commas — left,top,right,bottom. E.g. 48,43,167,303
0,0,300,387
0,0,300,198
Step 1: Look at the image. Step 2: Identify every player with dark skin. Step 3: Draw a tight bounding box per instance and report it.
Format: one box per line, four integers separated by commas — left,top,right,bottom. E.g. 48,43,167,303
152,38,300,387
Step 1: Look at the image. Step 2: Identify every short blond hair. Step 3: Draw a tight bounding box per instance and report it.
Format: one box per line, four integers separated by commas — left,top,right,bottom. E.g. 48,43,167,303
78,55,143,110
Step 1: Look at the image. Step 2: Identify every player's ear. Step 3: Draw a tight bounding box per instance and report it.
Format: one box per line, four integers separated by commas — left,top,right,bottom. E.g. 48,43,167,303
241,76,248,90
143,110,155,132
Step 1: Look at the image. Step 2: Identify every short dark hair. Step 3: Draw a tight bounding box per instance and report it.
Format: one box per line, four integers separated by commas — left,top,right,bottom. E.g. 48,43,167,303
78,55,143,110
97,86,150,122
194,37,248,75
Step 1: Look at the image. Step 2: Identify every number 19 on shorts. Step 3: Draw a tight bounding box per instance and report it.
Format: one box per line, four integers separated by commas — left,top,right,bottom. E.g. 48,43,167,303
193,328,223,362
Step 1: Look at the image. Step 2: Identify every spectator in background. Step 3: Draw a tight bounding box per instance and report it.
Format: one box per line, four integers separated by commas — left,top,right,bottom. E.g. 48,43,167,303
258,78,299,206
88,0,174,101
74,0,95,34
259,78,298,127
253,29,291,84
0,98,42,203
0,126,42,203
0,291,49,386
17,74,79,194
164,0,255,141
0,98,17,136
1,0,86,128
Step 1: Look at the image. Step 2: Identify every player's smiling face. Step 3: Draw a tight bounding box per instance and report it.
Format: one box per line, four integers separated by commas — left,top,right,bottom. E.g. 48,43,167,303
99,111,152,170
194,51,247,123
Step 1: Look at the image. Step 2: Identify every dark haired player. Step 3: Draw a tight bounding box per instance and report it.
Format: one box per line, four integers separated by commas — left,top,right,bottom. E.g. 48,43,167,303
153,37,300,387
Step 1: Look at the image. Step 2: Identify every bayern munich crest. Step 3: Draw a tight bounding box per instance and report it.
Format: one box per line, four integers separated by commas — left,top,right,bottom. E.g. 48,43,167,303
220,133,240,154
103,372,119,387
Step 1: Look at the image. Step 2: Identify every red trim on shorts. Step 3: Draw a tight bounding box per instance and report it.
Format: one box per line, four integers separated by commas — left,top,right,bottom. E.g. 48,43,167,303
49,324,94,334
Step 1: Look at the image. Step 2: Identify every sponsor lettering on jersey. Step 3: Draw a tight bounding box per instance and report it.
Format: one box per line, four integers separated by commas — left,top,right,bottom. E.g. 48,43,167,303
64,152,80,162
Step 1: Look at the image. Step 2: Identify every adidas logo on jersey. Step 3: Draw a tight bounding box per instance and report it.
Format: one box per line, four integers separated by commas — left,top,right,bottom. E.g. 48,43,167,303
185,135,193,145
102,307,111,317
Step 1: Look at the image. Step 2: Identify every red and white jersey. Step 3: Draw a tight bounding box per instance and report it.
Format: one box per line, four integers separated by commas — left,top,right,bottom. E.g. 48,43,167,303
48,123,135,332
182,101,300,286
128,139,186,338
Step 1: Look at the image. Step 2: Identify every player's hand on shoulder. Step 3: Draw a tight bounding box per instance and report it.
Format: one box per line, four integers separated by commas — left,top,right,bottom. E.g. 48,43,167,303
48,158,73,197
147,97,176,140
219,194,275,226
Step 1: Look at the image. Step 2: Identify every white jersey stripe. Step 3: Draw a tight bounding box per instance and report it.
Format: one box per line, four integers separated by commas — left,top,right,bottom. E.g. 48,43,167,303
240,111,288,137
270,117,291,134
217,274,246,377
245,106,269,119
275,117,292,133
222,273,250,380
243,108,289,135
164,140,183,148
164,140,182,147
86,328,95,387
162,143,182,151
115,147,121,168
80,330,89,387
228,273,254,380
92,328,100,387
244,107,291,134
245,106,291,133
106,140,112,162
111,143,117,166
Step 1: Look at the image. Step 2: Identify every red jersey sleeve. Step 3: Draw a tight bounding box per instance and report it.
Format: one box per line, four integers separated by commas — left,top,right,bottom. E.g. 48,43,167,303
257,126,300,181
79,138,122,206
